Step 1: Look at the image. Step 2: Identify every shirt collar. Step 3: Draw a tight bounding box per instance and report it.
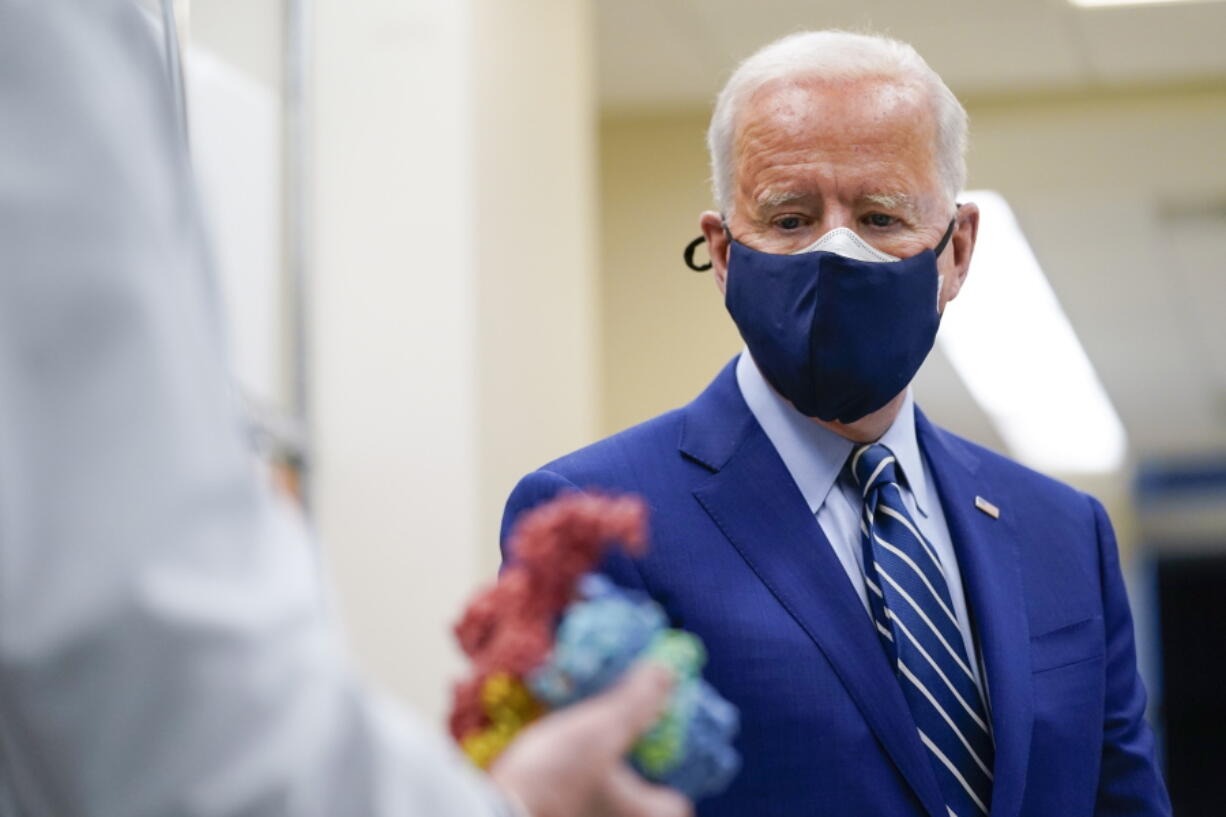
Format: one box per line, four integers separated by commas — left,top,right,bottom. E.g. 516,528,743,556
875,378,931,518
735,350,932,517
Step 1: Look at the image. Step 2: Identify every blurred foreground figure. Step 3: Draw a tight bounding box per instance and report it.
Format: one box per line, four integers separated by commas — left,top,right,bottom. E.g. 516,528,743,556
0,3,690,817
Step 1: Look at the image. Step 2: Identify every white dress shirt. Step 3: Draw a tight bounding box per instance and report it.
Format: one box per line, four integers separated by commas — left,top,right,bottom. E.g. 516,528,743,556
736,351,985,691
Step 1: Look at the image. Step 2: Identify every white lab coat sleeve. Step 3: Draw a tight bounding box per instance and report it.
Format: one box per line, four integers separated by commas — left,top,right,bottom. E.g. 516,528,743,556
0,2,506,815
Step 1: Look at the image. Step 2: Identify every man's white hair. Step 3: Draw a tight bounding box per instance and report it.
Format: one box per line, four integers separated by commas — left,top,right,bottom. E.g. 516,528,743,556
707,30,968,215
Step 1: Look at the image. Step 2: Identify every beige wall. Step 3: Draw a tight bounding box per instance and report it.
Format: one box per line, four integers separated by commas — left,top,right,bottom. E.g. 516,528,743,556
598,114,742,436
473,0,600,579
312,0,598,725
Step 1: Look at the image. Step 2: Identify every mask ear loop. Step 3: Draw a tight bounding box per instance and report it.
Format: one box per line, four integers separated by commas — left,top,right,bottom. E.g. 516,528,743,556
682,220,735,272
683,236,712,271
933,204,961,258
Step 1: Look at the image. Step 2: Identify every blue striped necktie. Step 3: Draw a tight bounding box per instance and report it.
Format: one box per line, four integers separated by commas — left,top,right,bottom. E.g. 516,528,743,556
851,442,995,817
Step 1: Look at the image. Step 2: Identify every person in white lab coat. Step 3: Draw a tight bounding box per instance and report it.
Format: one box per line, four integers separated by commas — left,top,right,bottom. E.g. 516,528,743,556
0,2,691,816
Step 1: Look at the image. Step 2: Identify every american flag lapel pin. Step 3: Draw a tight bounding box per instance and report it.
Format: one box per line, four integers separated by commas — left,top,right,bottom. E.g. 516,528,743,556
974,496,1000,519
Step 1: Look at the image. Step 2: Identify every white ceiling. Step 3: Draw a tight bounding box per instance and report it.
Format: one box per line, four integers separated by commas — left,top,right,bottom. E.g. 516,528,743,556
596,0,1226,112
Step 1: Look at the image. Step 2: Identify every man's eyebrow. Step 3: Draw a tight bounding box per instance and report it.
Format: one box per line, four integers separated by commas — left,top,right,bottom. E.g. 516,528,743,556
755,189,809,209
755,190,920,214
862,192,918,214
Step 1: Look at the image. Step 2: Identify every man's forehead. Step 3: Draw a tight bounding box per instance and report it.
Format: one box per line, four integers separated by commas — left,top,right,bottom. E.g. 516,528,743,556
733,76,942,212
739,75,930,134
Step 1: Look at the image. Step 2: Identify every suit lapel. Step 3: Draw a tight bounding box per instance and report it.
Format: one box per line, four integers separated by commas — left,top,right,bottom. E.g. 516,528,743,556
681,363,947,817
917,410,1033,817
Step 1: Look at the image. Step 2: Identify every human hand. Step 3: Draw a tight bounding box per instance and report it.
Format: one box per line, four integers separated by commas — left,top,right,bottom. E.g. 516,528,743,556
490,662,694,817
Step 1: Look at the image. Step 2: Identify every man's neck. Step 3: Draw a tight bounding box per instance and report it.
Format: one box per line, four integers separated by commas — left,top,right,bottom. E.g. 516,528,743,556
812,389,909,444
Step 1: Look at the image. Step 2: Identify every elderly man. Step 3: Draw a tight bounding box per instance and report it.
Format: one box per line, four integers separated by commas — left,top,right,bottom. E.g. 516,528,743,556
502,30,1170,817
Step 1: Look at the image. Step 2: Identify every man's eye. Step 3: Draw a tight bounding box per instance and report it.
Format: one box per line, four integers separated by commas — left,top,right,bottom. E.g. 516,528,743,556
864,213,897,228
774,216,804,231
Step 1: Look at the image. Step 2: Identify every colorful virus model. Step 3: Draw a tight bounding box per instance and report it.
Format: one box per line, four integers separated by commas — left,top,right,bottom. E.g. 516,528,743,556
449,492,741,800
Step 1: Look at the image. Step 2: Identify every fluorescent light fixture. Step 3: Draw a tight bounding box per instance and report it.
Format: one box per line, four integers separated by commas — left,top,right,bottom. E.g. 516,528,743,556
937,191,1128,474
1070,0,1222,7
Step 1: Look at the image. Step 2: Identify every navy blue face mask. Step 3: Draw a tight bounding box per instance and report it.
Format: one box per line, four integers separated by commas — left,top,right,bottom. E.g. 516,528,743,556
720,219,956,424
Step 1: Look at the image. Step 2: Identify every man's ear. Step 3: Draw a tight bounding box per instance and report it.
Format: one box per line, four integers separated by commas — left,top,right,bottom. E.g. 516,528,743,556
699,210,731,295
943,201,979,304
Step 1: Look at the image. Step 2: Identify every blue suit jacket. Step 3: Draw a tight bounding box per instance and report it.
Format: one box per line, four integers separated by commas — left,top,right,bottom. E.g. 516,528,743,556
501,359,1170,817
